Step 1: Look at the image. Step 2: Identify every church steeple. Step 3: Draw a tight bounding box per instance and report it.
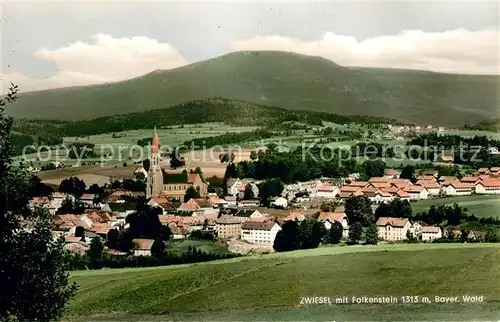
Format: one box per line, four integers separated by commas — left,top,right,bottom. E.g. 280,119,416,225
151,126,159,153
146,126,164,199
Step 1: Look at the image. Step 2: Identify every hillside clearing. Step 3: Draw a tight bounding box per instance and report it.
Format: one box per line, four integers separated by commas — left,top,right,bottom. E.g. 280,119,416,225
66,244,500,321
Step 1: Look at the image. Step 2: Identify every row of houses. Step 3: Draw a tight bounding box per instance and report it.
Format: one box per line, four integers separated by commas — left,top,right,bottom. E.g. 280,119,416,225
278,166,500,207
376,217,487,242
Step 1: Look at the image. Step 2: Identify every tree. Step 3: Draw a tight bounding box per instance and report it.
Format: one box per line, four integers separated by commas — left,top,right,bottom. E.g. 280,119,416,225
170,147,185,169
75,226,85,238
320,201,336,212
27,176,54,197
243,184,255,200
1,84,77,321
360,160,386,179
107,228,120,249
56,196,84,215
59,176,86,197
460,229,469,243
273,220,300,252
364,224,379,245
348,222,363,244
142,158,151,172
258,178,284,206
328,221,343,244
87,238,103,264
151,239,166,257
400,165,416,182
375,199,412,220
485,229,499,243
250,150,257,161
345,195,374,225
184,186,200,202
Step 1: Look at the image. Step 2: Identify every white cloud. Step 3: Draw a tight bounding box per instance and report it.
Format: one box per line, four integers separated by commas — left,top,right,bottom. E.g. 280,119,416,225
231,29,500,75
2,34,187,93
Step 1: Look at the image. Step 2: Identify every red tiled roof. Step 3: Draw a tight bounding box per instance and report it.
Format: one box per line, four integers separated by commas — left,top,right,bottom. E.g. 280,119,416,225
416,175,436,181
341,186,362,192
490,167,500,172
438,176,457,182
376,190,392,197
376,217,409,228
318,184,336,191
417,181,441,189
318,212,346,222
361,186,378,193
450,181,473,189
337,191,352,198
384,169,400,176
370,182,392,189
421,226,441,233
348,181,369,187
369,177,391,183
63,236,83,243
404,186,426,193
460,176,479,183
216,215,244,225
241,221,277,231
381,186,400,194
178,202,200,211
396,190,410,198
132,238,154,250
476,180,500,188
283,211,305,221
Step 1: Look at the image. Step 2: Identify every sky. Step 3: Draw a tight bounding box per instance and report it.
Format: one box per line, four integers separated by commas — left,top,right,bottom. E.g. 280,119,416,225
1,0,499,93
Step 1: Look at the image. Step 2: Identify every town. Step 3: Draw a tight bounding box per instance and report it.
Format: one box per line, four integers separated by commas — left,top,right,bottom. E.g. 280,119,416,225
26,129,500,265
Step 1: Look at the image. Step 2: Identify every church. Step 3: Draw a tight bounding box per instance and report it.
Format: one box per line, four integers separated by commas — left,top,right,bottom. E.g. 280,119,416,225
146,128,208,200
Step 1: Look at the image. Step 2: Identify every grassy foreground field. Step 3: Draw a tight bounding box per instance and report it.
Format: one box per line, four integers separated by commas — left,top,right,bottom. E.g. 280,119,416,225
411,195,500,218
66,244,500,321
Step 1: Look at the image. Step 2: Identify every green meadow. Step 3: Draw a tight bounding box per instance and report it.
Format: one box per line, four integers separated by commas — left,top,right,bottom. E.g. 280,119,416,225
411,195,500,219
67,243,500,321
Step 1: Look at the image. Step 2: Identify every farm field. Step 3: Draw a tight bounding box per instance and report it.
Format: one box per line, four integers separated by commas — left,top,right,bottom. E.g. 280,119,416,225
66,243,500,321
411,195,500,218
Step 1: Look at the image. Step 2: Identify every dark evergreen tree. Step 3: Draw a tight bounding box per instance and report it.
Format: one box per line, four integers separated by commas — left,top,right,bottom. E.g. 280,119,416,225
328,221,344,244
364,224,379,245
0,83,77,321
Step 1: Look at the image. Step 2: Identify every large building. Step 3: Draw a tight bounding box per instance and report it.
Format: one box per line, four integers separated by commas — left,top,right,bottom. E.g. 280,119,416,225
146,128,208,200
376,217,411,241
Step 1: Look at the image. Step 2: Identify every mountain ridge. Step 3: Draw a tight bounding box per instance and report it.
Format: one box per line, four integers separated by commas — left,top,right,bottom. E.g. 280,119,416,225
6,51,500,126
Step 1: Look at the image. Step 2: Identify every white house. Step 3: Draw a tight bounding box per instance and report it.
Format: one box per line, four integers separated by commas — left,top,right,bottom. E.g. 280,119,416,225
418,181,441,196
241,221,282,245
132,239,154,256
79,193,97,208
228,179,259,198
318,212,349,239
404,186,429,200
475,180,500,195
313,184,339,199
376,217,411,241
395,190,410,201
409,222,422,238
270,197,288,209
444,182,473,196
224,196,237,208
421,226,442,242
